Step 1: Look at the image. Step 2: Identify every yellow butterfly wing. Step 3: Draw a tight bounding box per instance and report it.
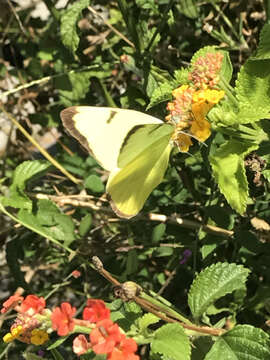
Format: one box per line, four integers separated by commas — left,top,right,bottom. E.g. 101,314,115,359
107,124,173,218
61,106,174,218
60,106,163,171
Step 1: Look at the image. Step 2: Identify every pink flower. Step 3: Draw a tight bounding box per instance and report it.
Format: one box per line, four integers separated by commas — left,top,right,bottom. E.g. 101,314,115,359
51,302,76,336
73,334,91,355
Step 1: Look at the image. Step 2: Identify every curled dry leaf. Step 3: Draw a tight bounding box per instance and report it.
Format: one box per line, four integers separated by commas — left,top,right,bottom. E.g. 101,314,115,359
250,217,270,231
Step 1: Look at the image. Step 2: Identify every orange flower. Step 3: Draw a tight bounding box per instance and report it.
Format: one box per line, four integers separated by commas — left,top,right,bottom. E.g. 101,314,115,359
83,299,110,323
51,302,76,336
90,319,122,354
21,295,46,316
108,335,139,360
1,294,23,314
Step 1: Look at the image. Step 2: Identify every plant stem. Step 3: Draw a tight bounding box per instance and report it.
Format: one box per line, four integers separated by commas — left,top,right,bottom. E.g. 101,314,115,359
116,0,140,52
43,0,60,21
91,256,226,337
144,0,174,55
219,77,238,108
0,105,81,185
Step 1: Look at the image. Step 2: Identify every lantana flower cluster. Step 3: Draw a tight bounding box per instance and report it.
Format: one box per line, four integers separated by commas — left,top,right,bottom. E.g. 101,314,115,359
166,52,225,152
1,294,139,359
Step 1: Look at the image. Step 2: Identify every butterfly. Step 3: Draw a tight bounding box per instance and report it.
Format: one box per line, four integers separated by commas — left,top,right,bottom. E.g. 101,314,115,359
61,106,174,218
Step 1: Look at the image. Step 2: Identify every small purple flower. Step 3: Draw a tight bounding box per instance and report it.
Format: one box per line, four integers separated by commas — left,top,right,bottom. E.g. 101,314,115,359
180,249,192,265
37,350,45,357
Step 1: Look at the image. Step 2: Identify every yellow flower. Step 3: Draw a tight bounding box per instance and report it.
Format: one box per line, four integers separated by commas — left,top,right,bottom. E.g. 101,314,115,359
190,118,211,142
3,333,14,343
3,325,23,343
30,329,49,345
167,84,225,152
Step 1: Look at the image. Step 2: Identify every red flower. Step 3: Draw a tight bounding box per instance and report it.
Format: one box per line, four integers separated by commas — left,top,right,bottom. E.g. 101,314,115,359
108,335,139,360
51,302,76,336
73,334,91,355
21,295,46,315
71,270,81,278
90,319,122,354
1,294,24,314
83,299,110,323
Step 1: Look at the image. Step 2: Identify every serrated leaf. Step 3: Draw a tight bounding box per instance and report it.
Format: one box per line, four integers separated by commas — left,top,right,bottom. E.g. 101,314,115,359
173,68,189,85
252,24,270,60
18,199,75,246
205,325,270,360
235,59,270,123
58,71,92,106
147,82,174,110
1,160,51,210
138,313,160,334
188,262,250,320
209,140,257,214
60,0,90,53
151,323,190,360
12,160,51,192
145,65,174,98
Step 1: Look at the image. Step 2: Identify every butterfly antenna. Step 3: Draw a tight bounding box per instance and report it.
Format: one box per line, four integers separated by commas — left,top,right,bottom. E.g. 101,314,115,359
177,129,208,148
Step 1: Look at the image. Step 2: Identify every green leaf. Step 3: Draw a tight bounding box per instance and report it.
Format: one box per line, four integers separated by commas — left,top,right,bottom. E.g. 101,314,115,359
50,348,66,360
188,262,250,320
60,0,90,53
209,140,257,214
235,59,270,123
24,353,47,360
176,0,198,19
138,313,160,335
1,160,51,210
147,82,174,110
79,213,92,237
145,65,174,98
18,199,76,246
252,24,270,60
57,71,91,107
151,323,191,360
151,223,166,243
47,336,69,350
85,174,105,193
173,68,190,85
205,325,270,360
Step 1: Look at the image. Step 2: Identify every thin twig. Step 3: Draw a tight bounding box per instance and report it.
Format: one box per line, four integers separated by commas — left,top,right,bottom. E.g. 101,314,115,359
7,0,28,37
91,256,225,336
33,193,234,238
0,65,100,100
0,105,81,185
88,6,135,48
